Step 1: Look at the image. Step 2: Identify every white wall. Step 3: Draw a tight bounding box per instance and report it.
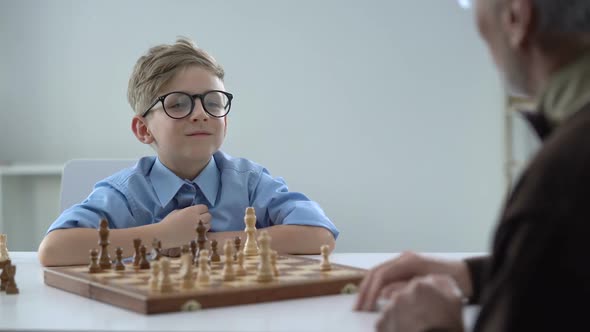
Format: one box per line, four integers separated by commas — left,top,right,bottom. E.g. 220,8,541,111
0,0,505,252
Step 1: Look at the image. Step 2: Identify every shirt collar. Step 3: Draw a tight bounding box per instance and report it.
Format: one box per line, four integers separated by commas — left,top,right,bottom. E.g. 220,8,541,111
150,157,220,207
191,157,220,206
540,51,590,125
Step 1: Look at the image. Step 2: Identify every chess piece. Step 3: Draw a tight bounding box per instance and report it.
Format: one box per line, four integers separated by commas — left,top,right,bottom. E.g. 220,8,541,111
196,219,208,250
233,236,241,261
190,240,197,261
236,251,247,276
179,245,192,278
114,247,125,271
98,219,112,269
162,246,181,257
139,245,151,270
158,258,173,292
222,240,235,281
149,261,160,291
210,240,220,262
194,220,208,266
151,238,162,261
256,231,273,282
0,234,10,266
132,238,142,266
320,245,332,271
181,249,195,289
0,264,8,290
181,244,190,255
243,207,259,256
196,250,210,284
88,248,101,273
271,250,279,277
4,263,18,295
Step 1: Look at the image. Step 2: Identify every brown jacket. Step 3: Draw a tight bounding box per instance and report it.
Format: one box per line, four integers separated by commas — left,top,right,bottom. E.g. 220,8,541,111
465,103,590,331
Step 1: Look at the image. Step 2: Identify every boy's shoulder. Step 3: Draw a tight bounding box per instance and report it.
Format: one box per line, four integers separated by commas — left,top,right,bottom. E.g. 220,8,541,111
213,151,266,175
100,156,157,188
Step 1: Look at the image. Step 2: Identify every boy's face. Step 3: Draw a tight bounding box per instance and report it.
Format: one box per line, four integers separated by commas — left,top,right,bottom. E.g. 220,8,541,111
133,66,228,171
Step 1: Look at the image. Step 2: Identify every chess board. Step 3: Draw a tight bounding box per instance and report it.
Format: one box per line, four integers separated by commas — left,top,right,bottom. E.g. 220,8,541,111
43,254,366,314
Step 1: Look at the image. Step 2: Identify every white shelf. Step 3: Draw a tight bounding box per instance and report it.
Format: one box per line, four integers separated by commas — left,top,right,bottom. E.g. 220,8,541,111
0,164,63,176
0,164,64,245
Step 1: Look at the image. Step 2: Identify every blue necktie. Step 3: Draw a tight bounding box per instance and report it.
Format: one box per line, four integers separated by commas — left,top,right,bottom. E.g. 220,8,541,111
176,182,197,209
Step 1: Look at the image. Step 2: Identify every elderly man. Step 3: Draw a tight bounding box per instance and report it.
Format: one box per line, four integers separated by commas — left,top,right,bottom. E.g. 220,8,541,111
355,0,590,331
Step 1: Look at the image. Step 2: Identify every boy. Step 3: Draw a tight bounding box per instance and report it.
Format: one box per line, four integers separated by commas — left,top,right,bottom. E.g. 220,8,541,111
38,38,337,266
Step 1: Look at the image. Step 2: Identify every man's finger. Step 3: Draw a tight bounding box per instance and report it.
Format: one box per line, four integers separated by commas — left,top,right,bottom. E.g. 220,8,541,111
380,281,408,298
428,274,464,299
356,259,400,311
356,264,394,311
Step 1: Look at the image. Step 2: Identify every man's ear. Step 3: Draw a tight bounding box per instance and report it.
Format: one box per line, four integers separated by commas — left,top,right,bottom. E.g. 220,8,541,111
131,115,155,144
503,0,534,49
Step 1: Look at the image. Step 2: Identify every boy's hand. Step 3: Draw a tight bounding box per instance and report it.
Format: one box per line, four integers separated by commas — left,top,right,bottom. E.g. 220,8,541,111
156,204,212,247
172,204,212,231
354,252,472,312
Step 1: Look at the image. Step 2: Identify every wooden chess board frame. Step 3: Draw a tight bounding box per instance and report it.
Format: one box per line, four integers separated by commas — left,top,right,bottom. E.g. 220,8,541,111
43,255,366,314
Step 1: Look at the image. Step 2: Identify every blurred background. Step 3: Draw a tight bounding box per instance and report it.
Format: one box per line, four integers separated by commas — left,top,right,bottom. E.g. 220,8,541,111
0,0,538,252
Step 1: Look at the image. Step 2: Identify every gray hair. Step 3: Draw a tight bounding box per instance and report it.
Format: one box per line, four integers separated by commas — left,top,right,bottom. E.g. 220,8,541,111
534,0,590,34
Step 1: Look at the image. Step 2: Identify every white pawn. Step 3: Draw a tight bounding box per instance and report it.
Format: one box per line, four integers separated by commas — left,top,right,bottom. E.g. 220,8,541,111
271,250,279,277
243,207,259,256
222,240,235,281
181,253,194,289
197,250,210,284
319,245,332,271
149,261,160,291
256,231,273,282
0,234,10,263
236,251,247,276
158,258,174,292
179,249,193,279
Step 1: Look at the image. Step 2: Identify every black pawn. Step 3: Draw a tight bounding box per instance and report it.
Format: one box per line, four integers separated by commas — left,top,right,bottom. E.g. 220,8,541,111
0,265,8,290
139,245,150,270
234,236,241,261
5,264,18,295
115,247,125,271
210,240,220,262
89,248,101,273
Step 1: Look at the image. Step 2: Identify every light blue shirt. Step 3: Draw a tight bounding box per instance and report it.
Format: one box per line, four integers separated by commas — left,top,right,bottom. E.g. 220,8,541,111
47,151,339,239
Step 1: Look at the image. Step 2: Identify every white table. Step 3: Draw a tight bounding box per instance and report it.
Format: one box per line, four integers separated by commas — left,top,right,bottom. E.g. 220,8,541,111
0,252,482,332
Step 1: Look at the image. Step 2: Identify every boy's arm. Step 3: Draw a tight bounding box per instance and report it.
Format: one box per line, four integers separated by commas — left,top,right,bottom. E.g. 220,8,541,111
247,168,338,254
39,204,212,266
263,225,335,254
208,224,335,255
38,224,161,266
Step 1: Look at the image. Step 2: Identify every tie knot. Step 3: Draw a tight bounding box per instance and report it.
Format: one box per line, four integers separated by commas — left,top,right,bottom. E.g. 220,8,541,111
176,182,198,209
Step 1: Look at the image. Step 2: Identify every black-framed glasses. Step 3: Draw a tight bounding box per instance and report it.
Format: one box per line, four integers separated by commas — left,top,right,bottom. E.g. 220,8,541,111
142,90,233,119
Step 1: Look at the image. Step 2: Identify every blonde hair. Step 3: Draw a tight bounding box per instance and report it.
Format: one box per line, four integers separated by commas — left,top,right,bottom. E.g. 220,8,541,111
127,37,225,115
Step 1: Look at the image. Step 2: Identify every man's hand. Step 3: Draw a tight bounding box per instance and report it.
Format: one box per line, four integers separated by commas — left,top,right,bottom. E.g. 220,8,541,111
355,252,472,311
376,274,465,332
156,204,211,247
